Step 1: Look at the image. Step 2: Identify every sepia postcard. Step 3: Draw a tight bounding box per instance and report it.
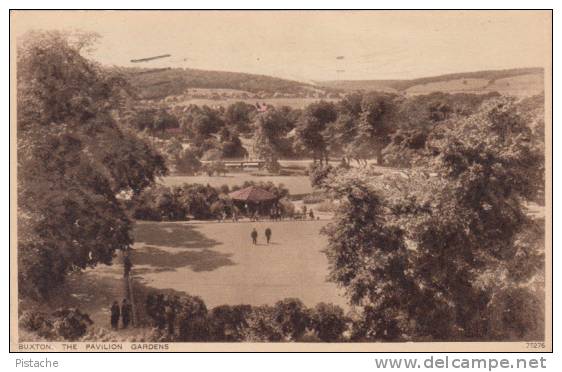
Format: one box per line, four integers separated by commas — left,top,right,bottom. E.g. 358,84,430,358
9,10,552,352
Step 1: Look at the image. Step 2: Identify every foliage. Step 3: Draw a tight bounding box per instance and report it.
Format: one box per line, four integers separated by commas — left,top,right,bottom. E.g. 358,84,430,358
17,31,167,299
224,101,257,133
130,108,180,135
294,101,337,163
133,181,291,221
176,295,210,342
132,183,221,221
352,92,400,165
253,108,295,165
309,163,335,189
204,161,228,176
272,298,310,341
181,105,225,141
122,66,318,99
309,303,349,342
142,292,350,343
21,308,93,341
232,181,289,200
208,305,253,342
242,305,284,342
321,98,545,341
219,128,248,158
278,198,296,217
175,148,202,175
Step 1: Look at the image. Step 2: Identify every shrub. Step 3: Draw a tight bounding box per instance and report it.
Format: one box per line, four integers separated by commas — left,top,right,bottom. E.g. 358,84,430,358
266,160,282,174
309,163,334,189
175,149,201,175
20,308,93,341
309,303,349,342
177,295,210,341
208,305,252,341
19,311,54,339
51,308,93,341
273,298,310,341
242,305,283,342
278,198,295,218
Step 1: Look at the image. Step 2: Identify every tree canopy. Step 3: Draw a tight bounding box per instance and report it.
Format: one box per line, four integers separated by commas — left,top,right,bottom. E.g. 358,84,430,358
322,97,545,341
17,31,167,298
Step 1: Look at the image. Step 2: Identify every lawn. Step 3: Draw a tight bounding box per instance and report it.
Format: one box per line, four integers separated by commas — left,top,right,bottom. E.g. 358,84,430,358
169,97,339,109
129,219,348,310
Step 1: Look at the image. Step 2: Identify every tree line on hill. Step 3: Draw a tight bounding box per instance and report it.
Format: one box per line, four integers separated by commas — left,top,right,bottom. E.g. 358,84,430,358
119,66,329,100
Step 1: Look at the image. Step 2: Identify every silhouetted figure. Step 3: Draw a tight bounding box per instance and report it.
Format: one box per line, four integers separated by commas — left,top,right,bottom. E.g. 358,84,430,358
265,228,272,244
309,209,315,220
251,228,258,245
121,298,132,329
110,301,120,330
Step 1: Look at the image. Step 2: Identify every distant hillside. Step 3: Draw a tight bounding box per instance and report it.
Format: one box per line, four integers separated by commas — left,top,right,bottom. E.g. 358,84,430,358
321,68,544,97
115,67,322,100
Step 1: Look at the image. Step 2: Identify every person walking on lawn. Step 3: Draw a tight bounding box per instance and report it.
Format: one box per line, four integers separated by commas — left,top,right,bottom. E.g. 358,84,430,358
251,228,258,245
110,301,120,330
265,227,272,244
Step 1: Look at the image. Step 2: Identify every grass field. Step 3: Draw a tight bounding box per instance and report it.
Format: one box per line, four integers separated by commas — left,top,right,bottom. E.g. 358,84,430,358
129,220,348,309
169,97,339,109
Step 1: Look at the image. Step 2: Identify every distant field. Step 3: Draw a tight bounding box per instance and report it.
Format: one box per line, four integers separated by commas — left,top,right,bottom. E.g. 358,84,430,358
321,68,544,97
130,220,348,309
486,73,544,97
405,73,544,97
405,78,489,94
169,97,339,109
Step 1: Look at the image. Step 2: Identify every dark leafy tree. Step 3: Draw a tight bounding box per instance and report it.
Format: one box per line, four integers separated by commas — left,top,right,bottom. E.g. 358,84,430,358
181,105,225,141
294,101,337,163
17,31,167,299
273,298,310,341
309,303,349,342
176,295,210,341
224,101,256,133
175,148,202,175
322,98,544,341
351,92,399,165
208,305,253,341
253,108,294,170
219,127,248,158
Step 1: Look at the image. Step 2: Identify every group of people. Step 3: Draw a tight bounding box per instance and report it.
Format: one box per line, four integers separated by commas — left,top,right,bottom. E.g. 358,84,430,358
110,298,133,330
251,227,272,245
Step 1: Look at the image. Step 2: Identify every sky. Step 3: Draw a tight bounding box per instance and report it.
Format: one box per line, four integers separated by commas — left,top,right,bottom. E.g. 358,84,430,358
12,10,552,82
